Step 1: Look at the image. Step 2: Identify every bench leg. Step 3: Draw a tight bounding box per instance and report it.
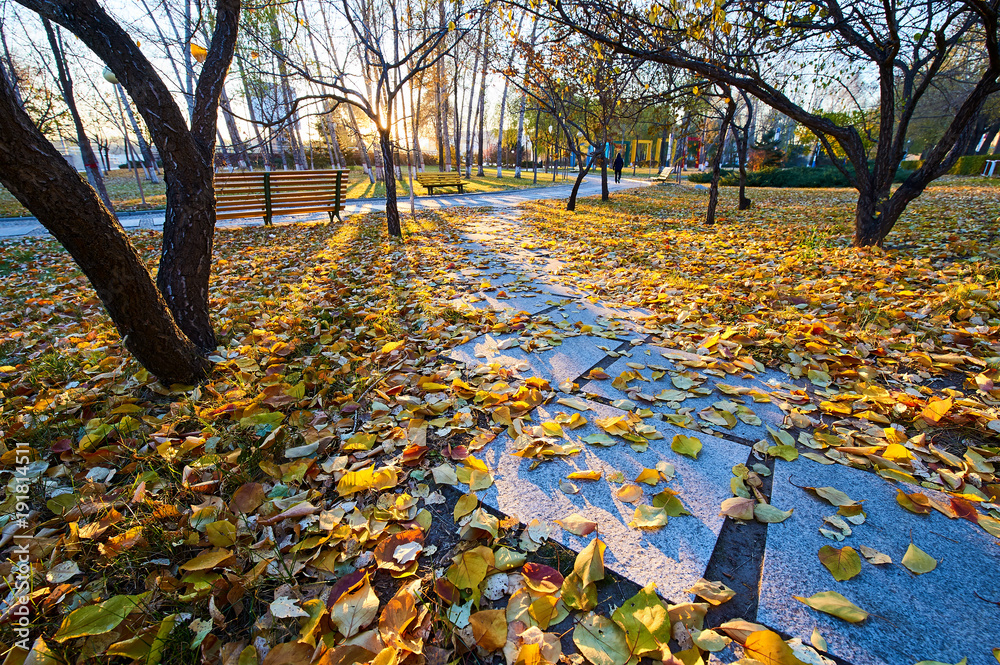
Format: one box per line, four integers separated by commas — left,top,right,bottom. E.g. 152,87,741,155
328,211,335,223
264,215,272,227
458,185,465,194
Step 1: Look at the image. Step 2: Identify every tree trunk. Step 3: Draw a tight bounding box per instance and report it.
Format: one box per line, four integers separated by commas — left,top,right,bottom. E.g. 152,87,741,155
23,0,241,351
476,36,488,177
852,186,885,246
117,84,159,182
464,25,483,178
658,127,669,175
495,78,510,178
515,93,526,178
442,91,452,171
567,159,592,211
380,130,401,237
707,97,737,225
532,108,540,184
514,18,539,179
237,56,273,169
434,91,445,170
736,129,751,210
43,18,113,211
0,67,208,384
220,87,250,169
600,136,609,200
453,57,462,173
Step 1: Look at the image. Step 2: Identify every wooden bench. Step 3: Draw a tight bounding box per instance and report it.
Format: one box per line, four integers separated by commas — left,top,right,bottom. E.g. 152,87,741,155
415,172,465,195
215,169,348,226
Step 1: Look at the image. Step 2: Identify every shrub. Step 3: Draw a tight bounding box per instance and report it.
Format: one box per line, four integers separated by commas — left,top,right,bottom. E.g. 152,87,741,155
687,170,734,184
688,164,913,188
949,155,989,176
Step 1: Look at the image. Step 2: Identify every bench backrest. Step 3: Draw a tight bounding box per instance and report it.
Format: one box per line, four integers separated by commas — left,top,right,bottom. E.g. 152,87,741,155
214,169,349,221
415,172,463,183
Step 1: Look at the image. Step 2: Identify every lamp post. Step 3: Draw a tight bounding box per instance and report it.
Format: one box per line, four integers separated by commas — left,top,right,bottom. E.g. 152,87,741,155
103,67,148,207
547,125,552,179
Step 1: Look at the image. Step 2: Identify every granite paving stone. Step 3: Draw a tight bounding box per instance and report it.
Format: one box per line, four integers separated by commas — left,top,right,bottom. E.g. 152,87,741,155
580,343,787,441
446,289,556,315
759,460,1000,665
535,298,652,335
474,399,751,601
447,333,612,386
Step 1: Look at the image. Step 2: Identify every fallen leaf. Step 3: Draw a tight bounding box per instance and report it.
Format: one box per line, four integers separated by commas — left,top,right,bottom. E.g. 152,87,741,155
555,513,598,536
573,612,632,665
671,434,702,459
902,543,938,574
686,579,735,605
793,591,868,623
817,545,862,581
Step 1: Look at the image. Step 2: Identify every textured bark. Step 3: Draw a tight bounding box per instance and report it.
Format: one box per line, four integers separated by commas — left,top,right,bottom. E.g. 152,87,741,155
707,96,737,225
42,18,113,211
453,57,462,172
567,159,592,211
220,87,250,168
600,136,609,200
21,0,242,349
495,77,510,177
515,18,539,179
380,130,402,237
532,107,540,184
476,34,487,176
464,24,483,178
737,133,752,211
0,66,208,384
117,84,158,182
658,127,669,175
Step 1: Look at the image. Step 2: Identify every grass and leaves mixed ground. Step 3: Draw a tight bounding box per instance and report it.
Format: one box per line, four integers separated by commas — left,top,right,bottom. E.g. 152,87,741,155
0,167,572,218
0,183,998,664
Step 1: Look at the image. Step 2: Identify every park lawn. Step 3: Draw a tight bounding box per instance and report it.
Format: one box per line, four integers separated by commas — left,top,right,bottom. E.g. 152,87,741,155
0,165,571,217
0,169,169,217
1,184,997,662
341,164,572,199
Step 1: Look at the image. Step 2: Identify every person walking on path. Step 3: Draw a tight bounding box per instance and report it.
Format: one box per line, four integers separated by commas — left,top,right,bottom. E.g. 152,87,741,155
613,152,625,183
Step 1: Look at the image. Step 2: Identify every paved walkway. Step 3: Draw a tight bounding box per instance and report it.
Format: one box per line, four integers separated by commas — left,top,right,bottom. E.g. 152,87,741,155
432,210,1000,665
0,174,648,238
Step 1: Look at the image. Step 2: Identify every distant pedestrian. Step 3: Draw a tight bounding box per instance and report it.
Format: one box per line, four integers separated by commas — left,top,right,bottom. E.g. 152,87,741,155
613,152,625,183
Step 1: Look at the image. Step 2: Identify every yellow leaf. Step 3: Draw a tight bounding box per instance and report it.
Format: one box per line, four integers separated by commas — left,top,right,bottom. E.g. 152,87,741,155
921,397,952,423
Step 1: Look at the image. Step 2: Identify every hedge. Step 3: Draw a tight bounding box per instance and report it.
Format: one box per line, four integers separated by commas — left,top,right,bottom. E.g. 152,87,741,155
688,166,851,188
949,154,990,176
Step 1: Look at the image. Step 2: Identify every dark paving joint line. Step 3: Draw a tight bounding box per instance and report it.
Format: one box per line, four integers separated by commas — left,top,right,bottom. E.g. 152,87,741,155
701,451,775,628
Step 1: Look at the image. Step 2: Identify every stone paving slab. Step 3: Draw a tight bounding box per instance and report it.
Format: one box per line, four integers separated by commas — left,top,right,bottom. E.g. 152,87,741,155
580,343,786,441
475,399,751,601
447,333,612,386
759,460,1000,665
536,298,651,335
446,290,555,315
